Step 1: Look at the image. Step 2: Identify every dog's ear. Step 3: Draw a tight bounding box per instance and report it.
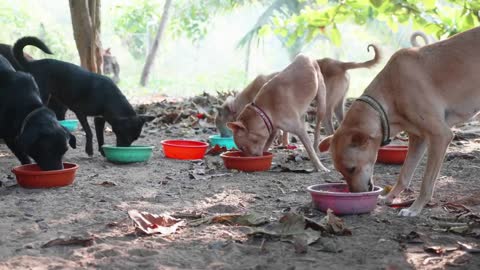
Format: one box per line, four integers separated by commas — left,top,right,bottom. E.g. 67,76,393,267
319,136,333,152
351,132,370,147
227,121,246,133
62,127,76,149
138,115,155,123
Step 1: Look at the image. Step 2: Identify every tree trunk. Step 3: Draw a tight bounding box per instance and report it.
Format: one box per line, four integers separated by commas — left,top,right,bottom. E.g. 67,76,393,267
139,0,173,86
69,0,102,73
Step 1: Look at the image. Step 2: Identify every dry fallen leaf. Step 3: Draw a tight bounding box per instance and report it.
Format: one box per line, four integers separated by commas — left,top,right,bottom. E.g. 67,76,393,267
190,212,268,227
206,145,229,155
42,236,95,248
128,210,185,235
319,209,352,236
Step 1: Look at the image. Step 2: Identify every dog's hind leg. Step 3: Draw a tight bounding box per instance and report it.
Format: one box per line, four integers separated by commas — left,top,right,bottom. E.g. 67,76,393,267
314,77,328,152
399,127,453,217
381,133,427,204
94,117,106,156
334,95,345,125
281,131,289,146
77,114,94,157
296,126,329,172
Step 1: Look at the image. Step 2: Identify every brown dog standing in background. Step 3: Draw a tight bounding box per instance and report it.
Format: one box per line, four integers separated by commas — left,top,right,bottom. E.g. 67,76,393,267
216,45,380,142
228,54,329,172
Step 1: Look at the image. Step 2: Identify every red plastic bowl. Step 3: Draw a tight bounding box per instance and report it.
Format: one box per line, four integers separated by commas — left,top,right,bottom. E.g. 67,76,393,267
11,163,79,188
307,183,383,215
161,140,208,160
377,145,408,164
220,151,273,172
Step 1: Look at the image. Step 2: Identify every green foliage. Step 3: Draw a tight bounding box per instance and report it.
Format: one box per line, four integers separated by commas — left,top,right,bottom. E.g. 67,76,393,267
112,0,163,58
0,1,30,41
170,0,264,43
267,0,480,47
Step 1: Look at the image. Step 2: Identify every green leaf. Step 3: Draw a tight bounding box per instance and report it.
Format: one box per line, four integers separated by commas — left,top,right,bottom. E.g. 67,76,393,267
424,0,436,10
328,24,342,46
370,0,384,8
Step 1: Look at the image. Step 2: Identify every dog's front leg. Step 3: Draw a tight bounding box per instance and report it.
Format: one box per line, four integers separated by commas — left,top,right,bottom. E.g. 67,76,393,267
263,131,277,152
94,117,106,156
381,134,427,204
399,130,453,217
5,138,31,165
77,114,94,157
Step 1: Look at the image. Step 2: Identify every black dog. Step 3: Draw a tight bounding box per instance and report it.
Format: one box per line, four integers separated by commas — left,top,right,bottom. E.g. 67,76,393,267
0,55,76,170
0,43,68,120
13,36,153,156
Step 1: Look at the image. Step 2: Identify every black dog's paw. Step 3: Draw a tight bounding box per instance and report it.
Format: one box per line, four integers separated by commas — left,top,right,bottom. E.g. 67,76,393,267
86,145,94,157
99,148,105,157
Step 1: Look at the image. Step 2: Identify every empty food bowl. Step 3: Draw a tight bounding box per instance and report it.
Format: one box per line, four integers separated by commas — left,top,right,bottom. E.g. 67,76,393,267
377,145,408,164
161,140,208,160
209,135,237,150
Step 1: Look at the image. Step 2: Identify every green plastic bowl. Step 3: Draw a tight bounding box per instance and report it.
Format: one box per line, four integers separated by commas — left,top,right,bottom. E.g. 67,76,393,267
209,135,237,150
59,119,79,132
102,145,154,163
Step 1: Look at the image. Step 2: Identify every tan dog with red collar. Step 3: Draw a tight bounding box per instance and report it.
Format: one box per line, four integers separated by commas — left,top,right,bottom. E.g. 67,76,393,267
228,54,329,172
320,26,480,216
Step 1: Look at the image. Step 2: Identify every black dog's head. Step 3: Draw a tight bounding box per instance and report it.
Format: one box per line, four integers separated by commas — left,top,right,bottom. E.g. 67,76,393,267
110,115,154,147
18,111,76,170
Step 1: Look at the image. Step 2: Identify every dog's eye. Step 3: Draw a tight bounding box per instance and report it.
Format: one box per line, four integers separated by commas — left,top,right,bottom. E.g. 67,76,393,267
347,167,356,174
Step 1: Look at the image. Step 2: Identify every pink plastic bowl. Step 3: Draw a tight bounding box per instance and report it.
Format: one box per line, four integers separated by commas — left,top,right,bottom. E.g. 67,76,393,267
161,140,208,160
307,183,383,215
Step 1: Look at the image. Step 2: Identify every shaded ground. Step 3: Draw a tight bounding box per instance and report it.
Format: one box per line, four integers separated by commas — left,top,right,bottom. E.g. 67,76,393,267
0,96,479,270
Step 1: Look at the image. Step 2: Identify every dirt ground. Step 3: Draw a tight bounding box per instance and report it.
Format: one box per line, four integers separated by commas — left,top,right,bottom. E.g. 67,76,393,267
0,98,479,270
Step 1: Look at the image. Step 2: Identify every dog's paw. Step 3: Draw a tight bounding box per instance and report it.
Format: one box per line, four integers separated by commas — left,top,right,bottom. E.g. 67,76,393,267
378,194,395,205
99,148,105,157
86,148,94,157
398,208,420,217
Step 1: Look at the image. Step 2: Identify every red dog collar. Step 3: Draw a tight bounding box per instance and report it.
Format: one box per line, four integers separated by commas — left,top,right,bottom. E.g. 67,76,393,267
250,102,273,134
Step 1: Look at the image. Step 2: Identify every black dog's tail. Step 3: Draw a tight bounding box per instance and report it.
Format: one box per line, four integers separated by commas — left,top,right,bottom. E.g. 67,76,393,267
13,36,53,68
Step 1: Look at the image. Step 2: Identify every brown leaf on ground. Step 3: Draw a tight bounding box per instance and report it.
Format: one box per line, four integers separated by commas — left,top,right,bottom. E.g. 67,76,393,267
450,192,480,207
319,209,352,236
424,245,458,255
206,145,228,156
190,212,268,227
42,236,95,248
128,210,185,235
458,242,480,253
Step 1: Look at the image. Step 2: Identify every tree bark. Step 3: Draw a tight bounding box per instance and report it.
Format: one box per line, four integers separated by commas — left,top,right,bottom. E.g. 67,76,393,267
69,0,102,73
139,0,173,86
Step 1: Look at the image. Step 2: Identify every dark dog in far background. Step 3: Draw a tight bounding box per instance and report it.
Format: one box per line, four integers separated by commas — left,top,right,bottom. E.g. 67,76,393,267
13,36,153,157
0,55,75,170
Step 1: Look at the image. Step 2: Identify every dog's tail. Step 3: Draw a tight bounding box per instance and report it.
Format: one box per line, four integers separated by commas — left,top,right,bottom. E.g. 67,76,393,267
340,44,381,70
410,31,429,47
13,36,53,69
